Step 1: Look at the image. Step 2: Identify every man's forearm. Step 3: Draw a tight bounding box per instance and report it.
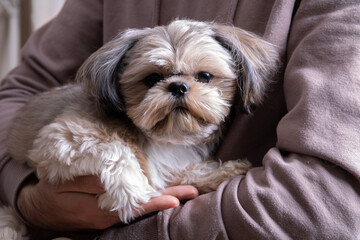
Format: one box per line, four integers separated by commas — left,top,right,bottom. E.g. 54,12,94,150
101,149,360,239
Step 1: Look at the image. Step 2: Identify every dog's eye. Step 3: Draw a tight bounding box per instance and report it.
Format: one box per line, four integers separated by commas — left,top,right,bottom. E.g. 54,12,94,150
196,71,213,83
144,73,163,88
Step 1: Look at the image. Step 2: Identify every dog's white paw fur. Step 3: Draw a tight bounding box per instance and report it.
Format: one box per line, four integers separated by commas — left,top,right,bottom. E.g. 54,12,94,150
97,160,160,222
0,206,28,240
28,113,159,223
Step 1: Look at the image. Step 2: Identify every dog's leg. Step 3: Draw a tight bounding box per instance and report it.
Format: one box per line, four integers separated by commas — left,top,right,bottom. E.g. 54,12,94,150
28,113,159,223
170,160,251,193
96,145,159,223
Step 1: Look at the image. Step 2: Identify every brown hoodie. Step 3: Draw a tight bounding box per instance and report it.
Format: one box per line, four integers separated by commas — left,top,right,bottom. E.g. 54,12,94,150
1,0,360,239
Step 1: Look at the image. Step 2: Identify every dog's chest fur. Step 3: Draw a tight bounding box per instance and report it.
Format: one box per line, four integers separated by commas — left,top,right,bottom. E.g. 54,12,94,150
95,109,214,190
141,139,211,189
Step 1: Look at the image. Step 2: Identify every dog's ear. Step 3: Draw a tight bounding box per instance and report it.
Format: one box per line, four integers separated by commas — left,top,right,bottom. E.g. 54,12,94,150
76,29,147,115
213,25,279,114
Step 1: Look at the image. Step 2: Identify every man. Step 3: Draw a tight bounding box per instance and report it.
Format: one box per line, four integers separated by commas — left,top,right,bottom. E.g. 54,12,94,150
1,0,360,239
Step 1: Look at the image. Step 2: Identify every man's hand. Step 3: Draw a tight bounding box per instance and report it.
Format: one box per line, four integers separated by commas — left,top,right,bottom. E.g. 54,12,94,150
17,175,198,230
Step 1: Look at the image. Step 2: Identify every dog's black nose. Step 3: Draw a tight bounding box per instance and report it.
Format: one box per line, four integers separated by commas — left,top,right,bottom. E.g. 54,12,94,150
168,82,189,97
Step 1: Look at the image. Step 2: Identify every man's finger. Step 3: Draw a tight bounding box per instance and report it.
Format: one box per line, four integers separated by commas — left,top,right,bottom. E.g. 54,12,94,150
138,195,180,217
137,185,199,217
160,185,199,200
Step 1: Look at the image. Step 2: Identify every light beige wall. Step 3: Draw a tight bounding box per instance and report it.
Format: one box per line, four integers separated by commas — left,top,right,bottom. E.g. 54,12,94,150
0,0,65,81
0,0,20,81
31,0,65,30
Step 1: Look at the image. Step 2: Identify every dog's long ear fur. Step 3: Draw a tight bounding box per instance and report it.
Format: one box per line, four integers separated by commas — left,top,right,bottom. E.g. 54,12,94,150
213,25,279,114
76,29,147,116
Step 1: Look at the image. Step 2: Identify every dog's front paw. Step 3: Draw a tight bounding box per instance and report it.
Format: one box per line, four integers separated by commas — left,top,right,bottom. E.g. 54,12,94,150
171,159,252,194
198,159,252,193
221,159,252,176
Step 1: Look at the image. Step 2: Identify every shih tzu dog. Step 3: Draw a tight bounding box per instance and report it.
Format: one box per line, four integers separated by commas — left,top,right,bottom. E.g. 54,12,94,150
1,19,278,238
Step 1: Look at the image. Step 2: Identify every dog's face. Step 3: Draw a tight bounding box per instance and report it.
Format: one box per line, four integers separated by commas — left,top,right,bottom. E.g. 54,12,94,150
78,20,278,145
120,22,239,144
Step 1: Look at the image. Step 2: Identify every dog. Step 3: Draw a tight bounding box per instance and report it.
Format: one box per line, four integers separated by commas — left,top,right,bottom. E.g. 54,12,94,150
1,19,278,238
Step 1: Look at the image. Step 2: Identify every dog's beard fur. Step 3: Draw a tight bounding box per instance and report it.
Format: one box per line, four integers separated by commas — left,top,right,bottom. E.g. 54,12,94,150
126,76,236,145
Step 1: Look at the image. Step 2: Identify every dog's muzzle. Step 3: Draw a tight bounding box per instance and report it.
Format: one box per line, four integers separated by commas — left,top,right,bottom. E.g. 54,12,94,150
168,82,189,98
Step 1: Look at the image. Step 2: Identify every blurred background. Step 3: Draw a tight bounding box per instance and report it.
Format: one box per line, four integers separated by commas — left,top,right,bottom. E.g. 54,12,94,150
0,0,65,81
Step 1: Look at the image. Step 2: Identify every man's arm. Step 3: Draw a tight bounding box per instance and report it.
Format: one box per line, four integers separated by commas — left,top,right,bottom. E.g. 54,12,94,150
102,0,360,238
0,0,103,212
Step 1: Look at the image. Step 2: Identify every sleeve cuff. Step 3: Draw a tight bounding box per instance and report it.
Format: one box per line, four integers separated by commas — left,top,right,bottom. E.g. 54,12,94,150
0,158,35,219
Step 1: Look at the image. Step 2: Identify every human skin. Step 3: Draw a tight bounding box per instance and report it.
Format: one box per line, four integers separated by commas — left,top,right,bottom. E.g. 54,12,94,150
17,175,199,230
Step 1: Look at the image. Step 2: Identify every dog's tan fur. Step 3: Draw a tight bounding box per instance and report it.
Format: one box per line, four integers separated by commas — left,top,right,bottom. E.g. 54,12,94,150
1,20,279,238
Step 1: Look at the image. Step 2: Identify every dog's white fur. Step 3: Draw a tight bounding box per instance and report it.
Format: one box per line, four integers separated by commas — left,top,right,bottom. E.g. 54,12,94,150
0,207,28,240
1,20,278,238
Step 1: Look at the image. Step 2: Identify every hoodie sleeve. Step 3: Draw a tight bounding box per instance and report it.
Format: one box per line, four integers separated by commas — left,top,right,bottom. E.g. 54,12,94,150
0,0,103,210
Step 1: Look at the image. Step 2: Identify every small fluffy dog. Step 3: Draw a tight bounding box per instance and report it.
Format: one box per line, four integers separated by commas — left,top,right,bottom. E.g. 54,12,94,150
1,20,278,237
